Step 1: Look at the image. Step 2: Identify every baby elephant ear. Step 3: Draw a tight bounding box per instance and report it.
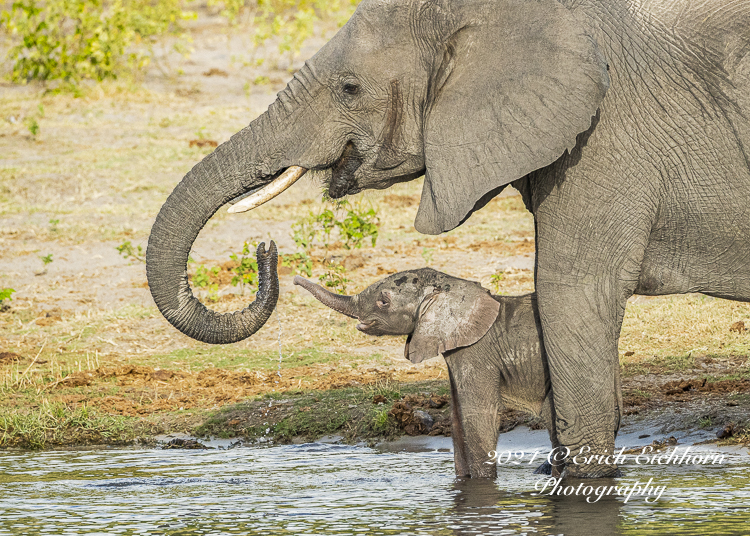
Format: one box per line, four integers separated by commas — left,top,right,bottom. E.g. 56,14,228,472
416,0,609,234
405,281,500,364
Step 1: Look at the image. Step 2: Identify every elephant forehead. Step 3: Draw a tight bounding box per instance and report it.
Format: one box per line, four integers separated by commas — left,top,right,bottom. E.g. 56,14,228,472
326,3,422,71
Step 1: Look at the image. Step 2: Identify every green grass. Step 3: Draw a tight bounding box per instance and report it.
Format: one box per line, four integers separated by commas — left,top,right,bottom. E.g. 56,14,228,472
705,371,750,383
0,401,139,449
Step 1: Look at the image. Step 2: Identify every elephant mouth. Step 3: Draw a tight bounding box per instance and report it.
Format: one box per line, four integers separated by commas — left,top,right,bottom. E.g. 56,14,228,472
328,141,363,198
356,320,376,333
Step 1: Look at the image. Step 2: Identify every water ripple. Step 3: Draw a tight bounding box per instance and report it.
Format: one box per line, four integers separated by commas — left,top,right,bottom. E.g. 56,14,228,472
0,444,748,535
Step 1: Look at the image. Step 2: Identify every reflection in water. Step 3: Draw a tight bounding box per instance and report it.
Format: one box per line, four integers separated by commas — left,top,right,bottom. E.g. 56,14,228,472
0,444,748,535
448,475,622,536
538,482,622,536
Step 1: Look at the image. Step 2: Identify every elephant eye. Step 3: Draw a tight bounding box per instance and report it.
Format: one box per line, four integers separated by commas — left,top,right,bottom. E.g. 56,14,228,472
342,82,360,95
376,296,390,309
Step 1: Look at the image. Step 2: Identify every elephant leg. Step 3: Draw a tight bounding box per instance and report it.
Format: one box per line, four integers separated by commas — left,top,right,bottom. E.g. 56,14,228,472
536,276,630,478
531,154,651,477
449,369,471,478
447,363,501,478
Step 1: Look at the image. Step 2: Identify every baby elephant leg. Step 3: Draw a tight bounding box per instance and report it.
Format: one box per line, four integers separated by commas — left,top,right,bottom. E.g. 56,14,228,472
450,375,471,477
448,364,502,478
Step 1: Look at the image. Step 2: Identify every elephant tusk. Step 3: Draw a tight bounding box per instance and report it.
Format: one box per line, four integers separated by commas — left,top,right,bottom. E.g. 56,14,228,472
227,166,308,213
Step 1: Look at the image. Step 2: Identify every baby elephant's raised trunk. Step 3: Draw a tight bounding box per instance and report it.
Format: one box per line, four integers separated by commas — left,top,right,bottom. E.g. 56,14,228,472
293,276,358,318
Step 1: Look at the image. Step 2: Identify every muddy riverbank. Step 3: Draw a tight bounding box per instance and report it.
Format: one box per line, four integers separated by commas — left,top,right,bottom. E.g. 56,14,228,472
1,368,748,451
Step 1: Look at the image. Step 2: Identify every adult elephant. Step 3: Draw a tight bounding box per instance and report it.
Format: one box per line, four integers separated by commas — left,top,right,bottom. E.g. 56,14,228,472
147,0,750,477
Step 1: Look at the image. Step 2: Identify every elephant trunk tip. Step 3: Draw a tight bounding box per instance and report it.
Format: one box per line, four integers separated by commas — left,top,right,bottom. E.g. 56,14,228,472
259,240,278,261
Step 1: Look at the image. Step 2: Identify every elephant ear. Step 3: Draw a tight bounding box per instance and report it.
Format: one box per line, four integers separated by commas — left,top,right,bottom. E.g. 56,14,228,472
415,0,610,234
405,280,500,364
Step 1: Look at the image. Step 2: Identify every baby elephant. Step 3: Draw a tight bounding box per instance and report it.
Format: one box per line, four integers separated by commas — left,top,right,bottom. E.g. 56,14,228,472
294,268,559,479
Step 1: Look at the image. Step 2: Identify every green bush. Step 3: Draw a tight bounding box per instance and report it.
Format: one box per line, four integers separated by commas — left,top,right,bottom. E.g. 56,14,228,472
1,0,194,83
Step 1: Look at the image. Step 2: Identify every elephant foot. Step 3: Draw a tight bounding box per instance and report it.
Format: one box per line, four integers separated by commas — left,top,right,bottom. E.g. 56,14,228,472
532,461,552,475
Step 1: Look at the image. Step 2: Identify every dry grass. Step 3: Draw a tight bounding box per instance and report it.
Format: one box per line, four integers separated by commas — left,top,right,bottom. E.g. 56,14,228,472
620,295,750,370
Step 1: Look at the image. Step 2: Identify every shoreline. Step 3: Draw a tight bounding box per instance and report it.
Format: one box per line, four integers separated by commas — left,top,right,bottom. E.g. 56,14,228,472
1,377,748,452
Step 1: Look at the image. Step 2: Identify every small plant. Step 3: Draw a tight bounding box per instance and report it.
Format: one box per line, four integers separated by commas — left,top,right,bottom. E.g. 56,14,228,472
253,75,270,85
420,247,434,265
26,117,40,137
24,104,44,138
193,265,220,302
229,242,258,294
370,378,401,400
40,253,53,265
193,264,218,288
281,252,313,277
698,416,713,429
338,204,379,249
0,288,15,311
371,406,391,433
490,271,505,293
0,288,15,303
318,262,349,294
116,241,145,263
48,219,60,232
291,196,379,257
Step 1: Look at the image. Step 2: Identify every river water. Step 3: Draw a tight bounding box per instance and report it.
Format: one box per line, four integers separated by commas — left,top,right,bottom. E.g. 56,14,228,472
1,434,749,535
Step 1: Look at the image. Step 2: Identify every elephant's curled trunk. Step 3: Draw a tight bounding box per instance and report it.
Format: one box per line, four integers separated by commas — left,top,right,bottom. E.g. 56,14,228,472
146,134,281,344
293,276,358,318
146,63,325,344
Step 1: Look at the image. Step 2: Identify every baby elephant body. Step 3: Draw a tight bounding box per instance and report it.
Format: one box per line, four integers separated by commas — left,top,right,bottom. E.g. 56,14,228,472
295,268,563,478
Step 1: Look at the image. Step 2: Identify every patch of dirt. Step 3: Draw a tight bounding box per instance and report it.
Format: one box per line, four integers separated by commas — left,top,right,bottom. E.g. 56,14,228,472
383,194,419,208
730,320,745,333
0,352,24,364
467,238,535,256
620,357,750,421
388,394,450,435
662,378,750,396
44,363,444,417
189,139,218,148
35,307,64,326
58,371,94,387
202,68,229,77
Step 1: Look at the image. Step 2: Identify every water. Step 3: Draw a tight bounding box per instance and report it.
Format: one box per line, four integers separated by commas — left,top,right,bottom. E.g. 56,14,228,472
1,440,749,535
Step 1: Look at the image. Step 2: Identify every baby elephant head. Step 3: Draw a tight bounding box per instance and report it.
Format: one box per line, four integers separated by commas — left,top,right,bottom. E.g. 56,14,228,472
294,268,500,363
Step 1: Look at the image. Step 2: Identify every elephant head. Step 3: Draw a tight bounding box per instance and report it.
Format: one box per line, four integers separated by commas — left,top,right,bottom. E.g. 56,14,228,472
294,269,500,363
147,0,609,343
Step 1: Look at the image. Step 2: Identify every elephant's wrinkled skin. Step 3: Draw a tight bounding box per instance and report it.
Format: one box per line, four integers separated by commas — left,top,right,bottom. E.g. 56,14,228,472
295,270,562,479
146,0,750,476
